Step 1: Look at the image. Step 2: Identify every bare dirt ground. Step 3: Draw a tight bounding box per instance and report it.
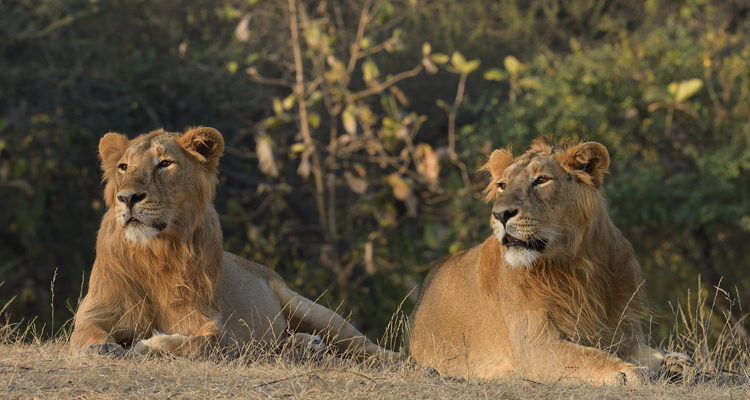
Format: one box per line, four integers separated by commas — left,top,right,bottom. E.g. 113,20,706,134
1,339,748,400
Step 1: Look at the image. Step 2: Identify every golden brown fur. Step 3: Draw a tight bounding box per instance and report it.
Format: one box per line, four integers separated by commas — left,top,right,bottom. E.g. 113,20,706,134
406,138,694,384
70,127,398,361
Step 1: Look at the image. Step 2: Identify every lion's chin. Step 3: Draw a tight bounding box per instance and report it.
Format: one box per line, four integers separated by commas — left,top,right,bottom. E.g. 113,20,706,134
124,224,160,244
503,247,541,268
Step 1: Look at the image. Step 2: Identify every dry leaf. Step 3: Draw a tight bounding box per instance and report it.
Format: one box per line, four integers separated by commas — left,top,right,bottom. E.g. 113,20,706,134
422,57,438,74
416,143,440,183
342,105,357,135
389,86,409,107
256,136,278,178
351,163,366,177
344,171,368,194
338,134,352,146
297,150,311,178
234,14,251,42
178,40,189,58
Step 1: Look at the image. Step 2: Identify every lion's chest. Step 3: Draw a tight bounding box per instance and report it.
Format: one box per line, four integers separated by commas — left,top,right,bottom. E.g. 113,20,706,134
117,267,213,336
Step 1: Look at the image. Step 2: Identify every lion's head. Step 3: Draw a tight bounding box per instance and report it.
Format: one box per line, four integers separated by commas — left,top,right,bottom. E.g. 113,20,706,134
98,127,224,245
481,137,610,268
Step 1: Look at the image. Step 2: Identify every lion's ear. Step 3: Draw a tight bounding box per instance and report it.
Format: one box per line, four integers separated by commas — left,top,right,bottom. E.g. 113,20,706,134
99,132,129,170
179,127,224,171
562,142,610,189
480,148,514,202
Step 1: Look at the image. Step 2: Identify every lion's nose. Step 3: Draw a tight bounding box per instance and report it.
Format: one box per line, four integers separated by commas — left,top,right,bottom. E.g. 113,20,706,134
117,191,146,209
493,209,518,226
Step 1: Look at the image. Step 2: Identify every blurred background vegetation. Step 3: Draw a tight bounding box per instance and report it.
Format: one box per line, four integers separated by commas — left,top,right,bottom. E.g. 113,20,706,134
1,0,749,351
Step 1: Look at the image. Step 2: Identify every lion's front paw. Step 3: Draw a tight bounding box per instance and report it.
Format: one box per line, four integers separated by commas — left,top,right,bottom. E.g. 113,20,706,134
125,339,152,358
659,351,698,384
78,343,125,358
604,365,655,386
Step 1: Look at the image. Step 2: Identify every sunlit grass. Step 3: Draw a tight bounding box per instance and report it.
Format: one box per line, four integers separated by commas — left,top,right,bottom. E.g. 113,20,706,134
1,281,747,399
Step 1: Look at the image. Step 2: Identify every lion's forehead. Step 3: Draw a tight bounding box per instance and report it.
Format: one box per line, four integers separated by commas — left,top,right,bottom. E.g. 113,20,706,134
506,154,564,180
125,133,183,162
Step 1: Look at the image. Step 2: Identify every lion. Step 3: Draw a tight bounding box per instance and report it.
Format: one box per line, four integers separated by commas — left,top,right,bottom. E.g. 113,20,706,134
406,138,695,385
70,127,399,361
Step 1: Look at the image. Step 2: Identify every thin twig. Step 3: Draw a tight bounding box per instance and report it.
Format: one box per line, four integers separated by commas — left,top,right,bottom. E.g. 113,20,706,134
288,0,329,241
351,64,423,101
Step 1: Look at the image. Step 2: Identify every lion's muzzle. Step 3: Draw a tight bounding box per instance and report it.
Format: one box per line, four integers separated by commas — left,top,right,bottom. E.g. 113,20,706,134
117,190,147,210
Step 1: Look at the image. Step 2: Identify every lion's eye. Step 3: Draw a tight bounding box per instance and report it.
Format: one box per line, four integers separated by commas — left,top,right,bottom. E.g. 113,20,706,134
533,177,550,185
158,160,173,168
118,164,128,172
498,182,506,190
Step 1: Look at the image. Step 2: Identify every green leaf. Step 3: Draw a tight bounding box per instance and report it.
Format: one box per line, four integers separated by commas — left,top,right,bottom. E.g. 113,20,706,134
245,53,260,65
503,55,525,76
451,51,467,72
378,1,393,24
422,42,431,56
290,143,306,153
674,79,703,103
282,94,296,110
667,82,679,95
430,53,449,64
483,68,507,81
360,37,374,50
308,113,321,128
462,59,481,74
362,58,380,86
518,77,542,90
272,98,283,115
307,91,323,105
227,61,239,74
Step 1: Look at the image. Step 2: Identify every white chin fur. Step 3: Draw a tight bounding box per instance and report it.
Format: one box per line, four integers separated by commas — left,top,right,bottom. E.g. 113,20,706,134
504,247,540,268
124,225,159,243
493,225,541,268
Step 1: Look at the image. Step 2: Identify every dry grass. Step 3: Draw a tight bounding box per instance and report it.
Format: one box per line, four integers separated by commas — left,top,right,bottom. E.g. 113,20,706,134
0,339,747,400
1,326,749,400
2,284,749,399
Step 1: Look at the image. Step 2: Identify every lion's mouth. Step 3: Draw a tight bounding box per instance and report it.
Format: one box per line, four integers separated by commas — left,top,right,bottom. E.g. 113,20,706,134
126,217,167,231
502,235,546,251
126,217,142,226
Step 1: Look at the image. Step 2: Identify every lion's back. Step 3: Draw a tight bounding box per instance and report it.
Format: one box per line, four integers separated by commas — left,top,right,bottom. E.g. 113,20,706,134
221,252,288,345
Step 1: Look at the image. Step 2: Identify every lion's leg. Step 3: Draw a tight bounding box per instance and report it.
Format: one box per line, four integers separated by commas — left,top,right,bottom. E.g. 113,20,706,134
271,281,402,362
130,321,220,358
130,332,207,357
71,323,125,357
521,339,652,385
70,308,123,357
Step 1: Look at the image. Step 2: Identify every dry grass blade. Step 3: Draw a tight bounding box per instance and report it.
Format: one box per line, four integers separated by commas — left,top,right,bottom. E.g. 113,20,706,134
2,281,749,398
